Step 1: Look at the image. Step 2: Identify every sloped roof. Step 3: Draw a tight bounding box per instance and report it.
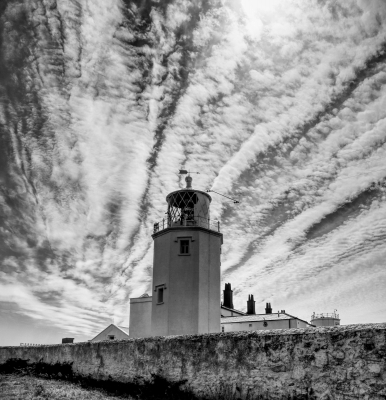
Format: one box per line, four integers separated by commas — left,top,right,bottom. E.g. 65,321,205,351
220,304,246,315
221,313,304,324
90,324,130,341
117,326,130,335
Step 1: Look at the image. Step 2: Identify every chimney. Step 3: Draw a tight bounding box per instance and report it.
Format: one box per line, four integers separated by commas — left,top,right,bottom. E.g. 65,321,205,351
265,302,272,314
247,295,256,315
223,283,234,309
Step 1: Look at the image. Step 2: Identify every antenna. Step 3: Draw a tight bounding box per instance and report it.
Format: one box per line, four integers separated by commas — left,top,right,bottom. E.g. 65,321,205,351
179,169,200,175
206,189,240,204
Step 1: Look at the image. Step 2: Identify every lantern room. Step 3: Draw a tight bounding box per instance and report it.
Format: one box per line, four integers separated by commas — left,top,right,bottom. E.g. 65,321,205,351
154,175,220,233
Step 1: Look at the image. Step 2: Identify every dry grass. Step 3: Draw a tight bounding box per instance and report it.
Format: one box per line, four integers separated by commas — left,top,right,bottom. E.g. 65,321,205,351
0,374,135,400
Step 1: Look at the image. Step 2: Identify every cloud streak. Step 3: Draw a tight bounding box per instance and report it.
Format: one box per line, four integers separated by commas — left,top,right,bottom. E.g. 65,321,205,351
0,0,385,342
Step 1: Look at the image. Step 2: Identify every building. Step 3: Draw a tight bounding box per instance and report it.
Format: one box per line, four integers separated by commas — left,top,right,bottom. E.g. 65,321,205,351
90,324,130,342
129,293,152,338
311,312,340,327
61,338,74,344
221,283,245,317
221,304,245,317
221,302,313,332
130,174,223,337
124,175,315,338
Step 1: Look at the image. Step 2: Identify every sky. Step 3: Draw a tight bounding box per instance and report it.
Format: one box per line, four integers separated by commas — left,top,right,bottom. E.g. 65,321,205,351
0,0,386,346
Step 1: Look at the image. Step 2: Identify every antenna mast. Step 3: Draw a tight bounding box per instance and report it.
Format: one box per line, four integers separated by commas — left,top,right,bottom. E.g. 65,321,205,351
179,170,239,203
179,170,200,175
206,189,240,204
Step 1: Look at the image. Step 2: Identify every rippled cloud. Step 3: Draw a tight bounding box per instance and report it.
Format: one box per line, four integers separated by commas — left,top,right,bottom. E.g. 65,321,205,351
0,0,385,342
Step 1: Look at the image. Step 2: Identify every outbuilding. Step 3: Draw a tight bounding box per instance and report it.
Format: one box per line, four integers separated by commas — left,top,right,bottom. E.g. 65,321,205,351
221,312,313,332
90,324,129,342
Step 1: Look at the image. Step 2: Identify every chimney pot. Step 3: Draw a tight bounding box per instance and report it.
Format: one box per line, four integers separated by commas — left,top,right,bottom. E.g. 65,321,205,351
246,294,256,315
223,283,234,309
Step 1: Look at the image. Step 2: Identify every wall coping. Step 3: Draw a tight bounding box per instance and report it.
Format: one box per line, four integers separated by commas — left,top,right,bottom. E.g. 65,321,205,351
1,322,385,349
130,297,152,303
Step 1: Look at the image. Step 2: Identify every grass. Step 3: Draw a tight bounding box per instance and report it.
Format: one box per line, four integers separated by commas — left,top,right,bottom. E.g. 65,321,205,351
0,374,135,400
0,359,261,400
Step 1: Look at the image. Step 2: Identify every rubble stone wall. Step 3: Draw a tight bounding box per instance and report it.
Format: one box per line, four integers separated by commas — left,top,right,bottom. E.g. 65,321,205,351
1,323,385,399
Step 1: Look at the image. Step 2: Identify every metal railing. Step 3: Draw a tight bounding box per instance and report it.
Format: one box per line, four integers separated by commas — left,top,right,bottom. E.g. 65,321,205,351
153,216,220,234
311,312,340,320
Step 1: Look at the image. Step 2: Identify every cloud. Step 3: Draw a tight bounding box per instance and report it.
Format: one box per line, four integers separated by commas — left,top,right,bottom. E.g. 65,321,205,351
0,0,386,342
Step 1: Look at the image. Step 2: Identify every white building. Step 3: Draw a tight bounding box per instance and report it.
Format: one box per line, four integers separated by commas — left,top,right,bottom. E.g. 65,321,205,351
90,324,129,342
130,174,222,337
220,286,313,331
92,175,314,340
129,294,152,338
221,312,312,332
311,312,340,327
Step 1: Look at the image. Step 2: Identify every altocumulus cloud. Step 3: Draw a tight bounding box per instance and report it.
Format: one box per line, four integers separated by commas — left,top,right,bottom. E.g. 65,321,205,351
0,0,385,338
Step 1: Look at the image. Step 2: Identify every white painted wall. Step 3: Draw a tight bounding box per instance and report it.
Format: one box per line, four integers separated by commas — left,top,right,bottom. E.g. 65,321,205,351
311,317,340,327
221,318,311,332
151,227,222,336
129,296,152,338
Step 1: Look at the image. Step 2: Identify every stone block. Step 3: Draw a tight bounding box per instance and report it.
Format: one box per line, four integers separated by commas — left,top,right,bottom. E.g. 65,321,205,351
368,363,381,376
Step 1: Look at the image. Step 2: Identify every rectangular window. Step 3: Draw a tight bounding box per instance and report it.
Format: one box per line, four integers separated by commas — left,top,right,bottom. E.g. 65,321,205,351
157,287,164,304
249,324,252,328
108,335,115,340
221,326,224,332
180,240,189,254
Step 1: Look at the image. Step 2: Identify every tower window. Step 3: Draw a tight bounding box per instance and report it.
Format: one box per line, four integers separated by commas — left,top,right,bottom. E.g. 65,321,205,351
154,284,166,304
180,240,189,254
157,287,164,304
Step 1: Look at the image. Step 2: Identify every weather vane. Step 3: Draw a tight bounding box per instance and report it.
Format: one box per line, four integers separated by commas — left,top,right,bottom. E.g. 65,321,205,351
179,169,239,203
179,169,200,175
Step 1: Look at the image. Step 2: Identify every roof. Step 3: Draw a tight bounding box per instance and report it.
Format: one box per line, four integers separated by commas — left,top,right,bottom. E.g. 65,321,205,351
90,324,130,341
117,326,130,335
221,304,246,315
221,313,290,323
221,313,312,325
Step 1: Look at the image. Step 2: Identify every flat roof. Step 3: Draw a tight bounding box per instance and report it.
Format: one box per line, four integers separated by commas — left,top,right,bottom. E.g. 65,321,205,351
130,296,152,303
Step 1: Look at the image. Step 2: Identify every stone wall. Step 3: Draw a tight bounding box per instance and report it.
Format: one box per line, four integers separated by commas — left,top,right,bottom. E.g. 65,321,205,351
1,323,385,399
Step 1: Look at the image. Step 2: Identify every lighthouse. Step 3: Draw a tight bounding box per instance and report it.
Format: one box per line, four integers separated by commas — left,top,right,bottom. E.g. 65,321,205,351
150,174,223,336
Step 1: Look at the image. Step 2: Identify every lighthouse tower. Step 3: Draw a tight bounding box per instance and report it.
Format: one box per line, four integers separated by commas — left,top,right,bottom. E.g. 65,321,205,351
151,175,223,336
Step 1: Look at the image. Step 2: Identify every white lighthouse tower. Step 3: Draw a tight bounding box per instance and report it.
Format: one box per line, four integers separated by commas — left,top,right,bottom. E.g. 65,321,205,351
150,174,223,336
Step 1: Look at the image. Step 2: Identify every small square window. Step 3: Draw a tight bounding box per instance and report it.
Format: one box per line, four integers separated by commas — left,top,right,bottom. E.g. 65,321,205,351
108,335,115,340
157,287,164,304
180,240,189,254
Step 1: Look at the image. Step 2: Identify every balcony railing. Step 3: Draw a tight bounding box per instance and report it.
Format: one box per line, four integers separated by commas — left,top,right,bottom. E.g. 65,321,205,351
311,312,340,320
153,216,220,234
